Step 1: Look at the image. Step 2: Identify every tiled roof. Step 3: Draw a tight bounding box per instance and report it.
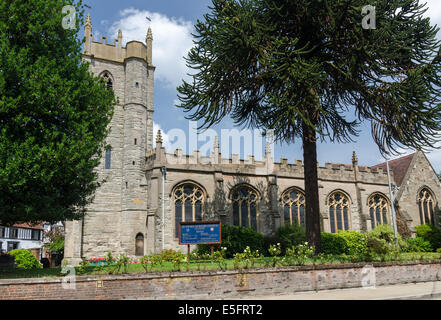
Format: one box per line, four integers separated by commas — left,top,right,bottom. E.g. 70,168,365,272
11,222,45,230
371,153,416,186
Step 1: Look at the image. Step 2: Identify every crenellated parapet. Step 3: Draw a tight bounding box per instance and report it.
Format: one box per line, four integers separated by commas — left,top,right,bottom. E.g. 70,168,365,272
83,14,154,67
146,131,392,184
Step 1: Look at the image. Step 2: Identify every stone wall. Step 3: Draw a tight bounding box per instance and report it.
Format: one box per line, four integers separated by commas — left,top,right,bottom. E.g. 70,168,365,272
1,261,440,300
395,152,441,233
147,143,396,252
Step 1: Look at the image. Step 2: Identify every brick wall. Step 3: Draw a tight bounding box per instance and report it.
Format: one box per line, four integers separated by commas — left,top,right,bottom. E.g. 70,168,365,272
1,261,441,300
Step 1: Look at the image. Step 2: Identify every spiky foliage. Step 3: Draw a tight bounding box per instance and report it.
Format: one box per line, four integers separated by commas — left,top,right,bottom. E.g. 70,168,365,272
177,0,441,252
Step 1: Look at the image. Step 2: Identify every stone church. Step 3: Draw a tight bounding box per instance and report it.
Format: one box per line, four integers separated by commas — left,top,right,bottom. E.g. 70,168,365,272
63,15,441,264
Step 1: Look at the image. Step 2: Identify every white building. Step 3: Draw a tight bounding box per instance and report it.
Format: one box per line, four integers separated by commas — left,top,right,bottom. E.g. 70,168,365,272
0,223,44,254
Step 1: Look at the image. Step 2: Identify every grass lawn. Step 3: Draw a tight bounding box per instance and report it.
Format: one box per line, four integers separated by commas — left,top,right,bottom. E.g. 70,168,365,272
1,252,441,280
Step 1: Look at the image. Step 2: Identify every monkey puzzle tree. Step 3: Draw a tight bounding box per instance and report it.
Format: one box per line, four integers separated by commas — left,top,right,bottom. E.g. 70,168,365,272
177,0,441,253
0,0,115,225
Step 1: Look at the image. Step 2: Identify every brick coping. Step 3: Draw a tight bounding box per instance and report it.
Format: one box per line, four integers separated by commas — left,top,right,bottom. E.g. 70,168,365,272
1,259,440,285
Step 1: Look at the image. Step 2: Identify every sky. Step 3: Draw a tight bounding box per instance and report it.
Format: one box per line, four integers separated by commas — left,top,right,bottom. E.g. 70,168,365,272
81,0,441,172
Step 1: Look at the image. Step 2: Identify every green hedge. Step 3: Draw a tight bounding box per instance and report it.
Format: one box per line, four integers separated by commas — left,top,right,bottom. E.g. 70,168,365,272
402,237,433,252
321,232,349,255
197,225,264,258
9,249,42,270
416,224,441,250
268,223,307,255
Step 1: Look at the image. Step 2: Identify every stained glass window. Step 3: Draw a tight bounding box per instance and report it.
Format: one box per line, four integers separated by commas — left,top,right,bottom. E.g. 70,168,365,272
231,186,259,231
173,183,205,237
328,191,350,233
281,188,305,226
418,188,435,225
368,193,389,229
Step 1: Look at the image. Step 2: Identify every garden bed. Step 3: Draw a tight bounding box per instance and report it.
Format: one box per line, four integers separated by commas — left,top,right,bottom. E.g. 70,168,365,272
1,259,441,300
1,252,441,280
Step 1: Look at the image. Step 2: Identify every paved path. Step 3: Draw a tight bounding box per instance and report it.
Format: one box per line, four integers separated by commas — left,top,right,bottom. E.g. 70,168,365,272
223,281,441,300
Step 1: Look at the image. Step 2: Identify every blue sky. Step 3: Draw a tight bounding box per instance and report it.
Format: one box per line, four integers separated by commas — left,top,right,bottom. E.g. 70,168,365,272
81,0,441,172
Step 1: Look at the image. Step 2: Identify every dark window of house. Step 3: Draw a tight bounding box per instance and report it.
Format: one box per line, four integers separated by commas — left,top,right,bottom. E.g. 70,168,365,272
9,228,18,239
105,148,111,169
0,227,4,238
134,138,137,145
7,242,18,252
31,229,41,241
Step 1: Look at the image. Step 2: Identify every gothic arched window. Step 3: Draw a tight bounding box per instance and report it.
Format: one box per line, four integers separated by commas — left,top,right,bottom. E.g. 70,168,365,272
328,191,350,233
173,183,205,237
368,193,389,229
418,188,435,225
281,188,305,227
101,71,113,90
231,185,259,231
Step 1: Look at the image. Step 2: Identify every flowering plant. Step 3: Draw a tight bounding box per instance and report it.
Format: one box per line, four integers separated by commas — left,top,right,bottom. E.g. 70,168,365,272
285,242,314,266
233,246,261,269
213,247,227,271
267,243,282,267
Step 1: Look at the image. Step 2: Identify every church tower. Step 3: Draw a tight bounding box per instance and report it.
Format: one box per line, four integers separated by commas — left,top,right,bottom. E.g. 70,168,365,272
63,14,155,265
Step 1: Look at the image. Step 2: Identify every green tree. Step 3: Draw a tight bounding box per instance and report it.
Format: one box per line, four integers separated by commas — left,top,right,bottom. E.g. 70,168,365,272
176,0,441,253
0,0,115,225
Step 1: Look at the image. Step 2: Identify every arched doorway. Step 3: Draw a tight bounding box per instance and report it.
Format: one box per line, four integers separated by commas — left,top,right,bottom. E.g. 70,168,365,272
135,233,144,256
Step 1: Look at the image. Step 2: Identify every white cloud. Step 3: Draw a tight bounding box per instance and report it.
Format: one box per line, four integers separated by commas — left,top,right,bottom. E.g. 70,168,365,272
423,0,441,26
108,8,194,88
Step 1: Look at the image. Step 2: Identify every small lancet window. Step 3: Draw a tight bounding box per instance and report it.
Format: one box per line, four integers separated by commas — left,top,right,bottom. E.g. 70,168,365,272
105,147,111,169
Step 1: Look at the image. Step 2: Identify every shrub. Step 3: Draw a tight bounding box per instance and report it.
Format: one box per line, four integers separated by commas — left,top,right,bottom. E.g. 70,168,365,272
197,225,264,258
160,249,183,262
321,232,348,255
335,230,368,257
9,249,42,270
402,237,433,253
368,224,399,243
366,237,390,256
366,225,402,261
416,224,441,250
273,223,307,255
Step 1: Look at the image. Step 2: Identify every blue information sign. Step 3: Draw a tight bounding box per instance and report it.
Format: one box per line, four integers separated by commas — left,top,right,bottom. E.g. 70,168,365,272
179,221,221,245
